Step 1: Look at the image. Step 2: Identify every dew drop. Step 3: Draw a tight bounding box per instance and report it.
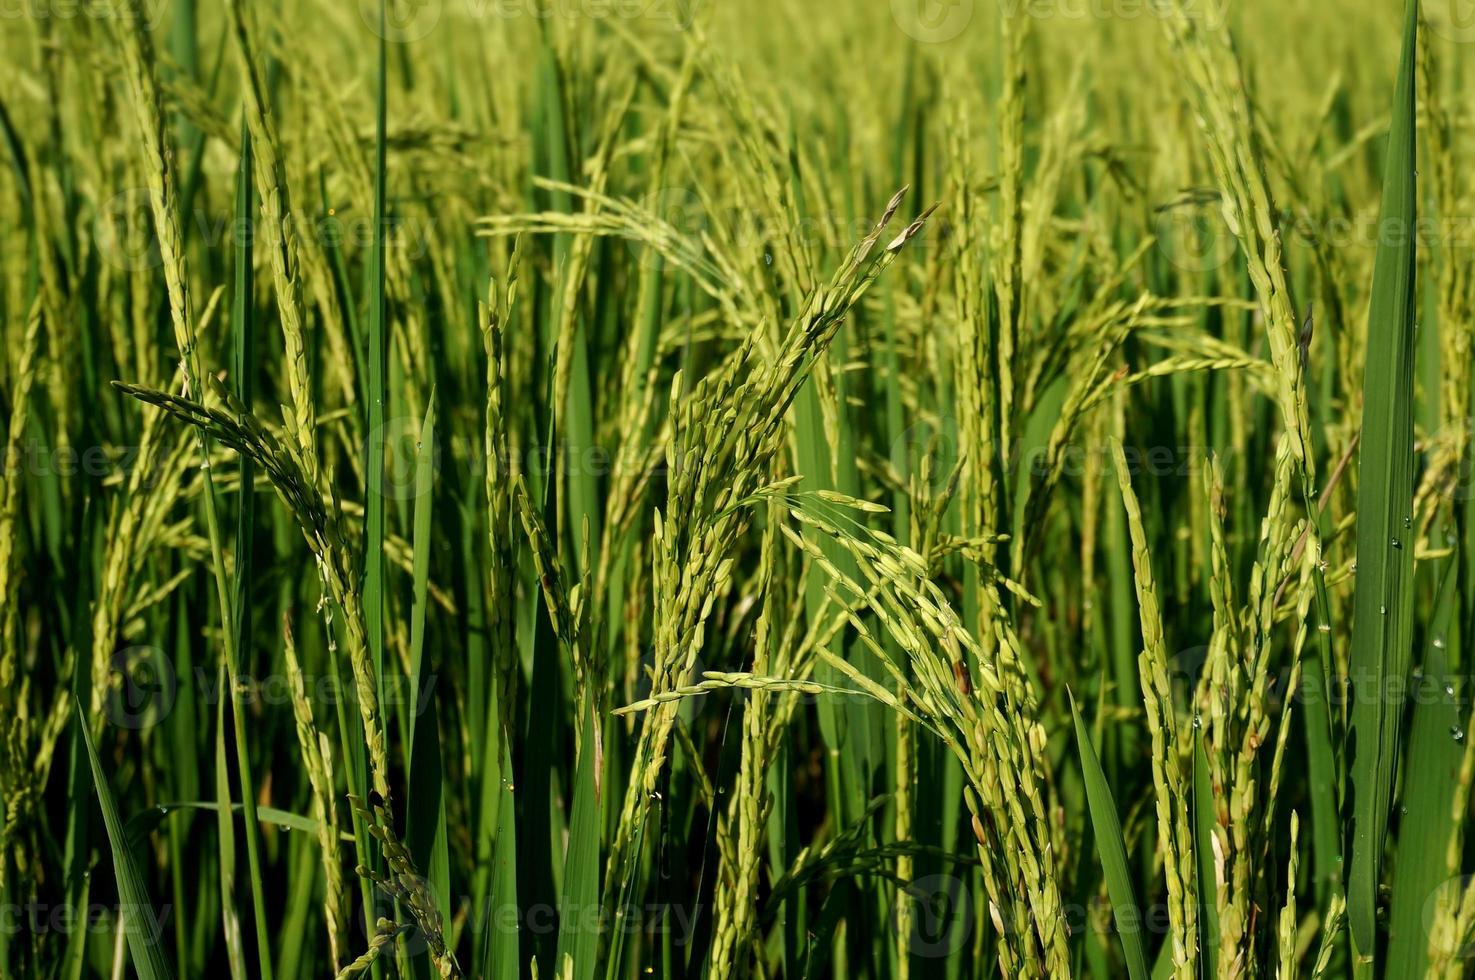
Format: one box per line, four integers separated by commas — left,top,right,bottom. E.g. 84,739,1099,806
1404,516,1413,528
1391,537,1402,550
1434,636,1447,649
1453,725,1466,743
1380,604,1388,615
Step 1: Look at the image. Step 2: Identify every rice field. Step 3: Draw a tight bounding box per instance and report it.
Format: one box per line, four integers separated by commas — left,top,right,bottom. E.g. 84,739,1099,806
1,0,1472,976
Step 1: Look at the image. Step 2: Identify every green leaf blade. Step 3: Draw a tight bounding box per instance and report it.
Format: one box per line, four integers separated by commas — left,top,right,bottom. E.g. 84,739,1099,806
1070,692,1150,980
1346,0,1420,958
77,703,176,980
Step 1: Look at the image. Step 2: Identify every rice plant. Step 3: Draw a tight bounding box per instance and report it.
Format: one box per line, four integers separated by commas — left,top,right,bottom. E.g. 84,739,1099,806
1,0,1472,977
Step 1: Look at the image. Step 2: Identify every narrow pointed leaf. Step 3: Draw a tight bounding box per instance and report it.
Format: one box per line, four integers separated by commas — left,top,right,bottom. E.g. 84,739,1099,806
1346,0,1419,956
1070,692,1150,980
